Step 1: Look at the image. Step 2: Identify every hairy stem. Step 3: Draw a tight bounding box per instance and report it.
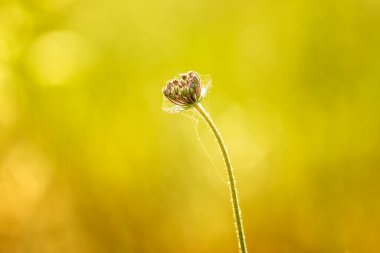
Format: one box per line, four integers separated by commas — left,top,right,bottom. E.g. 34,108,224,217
194,103,248,253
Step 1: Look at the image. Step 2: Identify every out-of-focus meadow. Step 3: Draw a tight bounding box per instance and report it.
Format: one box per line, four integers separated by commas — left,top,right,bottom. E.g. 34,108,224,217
1,0,380,252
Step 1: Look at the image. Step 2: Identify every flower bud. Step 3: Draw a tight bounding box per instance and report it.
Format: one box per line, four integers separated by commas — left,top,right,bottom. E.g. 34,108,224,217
162,71,206,111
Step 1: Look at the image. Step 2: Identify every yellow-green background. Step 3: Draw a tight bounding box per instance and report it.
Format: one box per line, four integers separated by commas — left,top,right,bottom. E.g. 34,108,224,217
1,0,379,252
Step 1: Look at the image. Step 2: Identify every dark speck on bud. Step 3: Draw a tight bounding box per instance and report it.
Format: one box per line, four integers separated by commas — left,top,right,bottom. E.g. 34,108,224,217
162,71,207,112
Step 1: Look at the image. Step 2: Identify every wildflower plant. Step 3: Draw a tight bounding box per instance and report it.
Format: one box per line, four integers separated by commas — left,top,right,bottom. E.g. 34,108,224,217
162,71,211,113
162,71,249,253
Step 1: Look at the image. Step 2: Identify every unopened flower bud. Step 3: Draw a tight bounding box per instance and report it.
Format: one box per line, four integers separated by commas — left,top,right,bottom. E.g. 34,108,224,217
162,71,207,112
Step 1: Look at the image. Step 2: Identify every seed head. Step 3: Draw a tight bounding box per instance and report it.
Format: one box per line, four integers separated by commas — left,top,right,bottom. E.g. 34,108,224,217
162,71,209,112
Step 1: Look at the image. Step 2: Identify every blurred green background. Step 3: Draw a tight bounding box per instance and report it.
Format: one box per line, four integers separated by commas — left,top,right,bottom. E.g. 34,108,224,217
1,0,380,252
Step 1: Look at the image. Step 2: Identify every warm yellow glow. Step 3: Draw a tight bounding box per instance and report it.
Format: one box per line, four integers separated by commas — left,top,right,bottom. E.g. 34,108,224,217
0,0,379,252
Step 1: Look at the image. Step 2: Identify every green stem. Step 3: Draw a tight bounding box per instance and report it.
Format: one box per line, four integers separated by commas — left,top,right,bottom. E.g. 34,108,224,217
194,103,248,253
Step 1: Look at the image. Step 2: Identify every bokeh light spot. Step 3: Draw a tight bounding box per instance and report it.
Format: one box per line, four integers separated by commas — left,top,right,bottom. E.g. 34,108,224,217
27,30,96,86
0,142,52,218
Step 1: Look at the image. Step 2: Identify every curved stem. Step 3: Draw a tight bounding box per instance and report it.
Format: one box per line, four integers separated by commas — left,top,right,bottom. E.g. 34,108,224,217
194,103,248,253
